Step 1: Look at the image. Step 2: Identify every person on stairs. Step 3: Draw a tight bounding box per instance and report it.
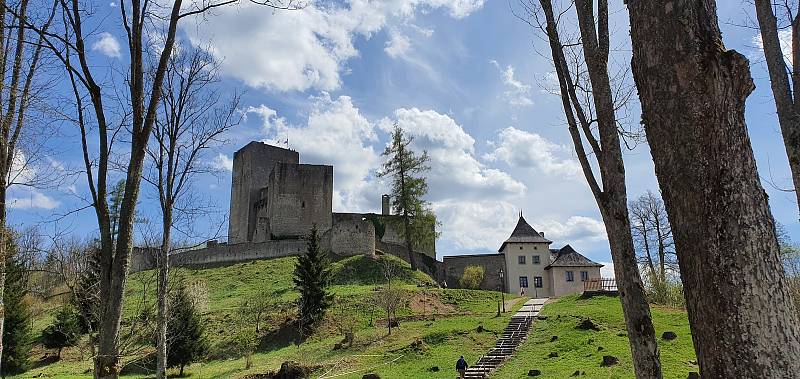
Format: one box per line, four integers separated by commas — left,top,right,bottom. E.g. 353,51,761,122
456,355,468,378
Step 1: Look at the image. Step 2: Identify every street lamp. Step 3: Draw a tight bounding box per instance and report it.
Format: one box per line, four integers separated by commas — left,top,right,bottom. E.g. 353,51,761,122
499,269,506,313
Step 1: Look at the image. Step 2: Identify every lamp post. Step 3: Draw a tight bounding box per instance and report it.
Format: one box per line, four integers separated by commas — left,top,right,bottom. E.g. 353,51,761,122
499,269,506,313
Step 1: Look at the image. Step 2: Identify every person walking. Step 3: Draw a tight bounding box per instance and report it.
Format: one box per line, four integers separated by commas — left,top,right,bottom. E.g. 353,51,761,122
456,355,468,378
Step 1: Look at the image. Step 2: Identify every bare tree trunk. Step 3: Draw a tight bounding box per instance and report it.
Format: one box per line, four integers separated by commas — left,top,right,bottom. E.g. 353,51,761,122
753,0,800,219
628,1,800,376
533,1,663,377
156,210,171,379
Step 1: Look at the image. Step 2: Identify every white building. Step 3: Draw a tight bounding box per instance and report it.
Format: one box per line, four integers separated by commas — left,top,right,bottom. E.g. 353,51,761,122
499,215,603,297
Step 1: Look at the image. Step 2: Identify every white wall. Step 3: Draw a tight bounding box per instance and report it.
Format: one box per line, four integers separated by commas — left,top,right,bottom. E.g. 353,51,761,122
502,242,552,297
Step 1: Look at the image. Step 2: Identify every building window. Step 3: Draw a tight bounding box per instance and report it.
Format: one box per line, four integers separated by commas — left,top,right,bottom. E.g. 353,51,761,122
534,276,543,288
566,271,574,282
580,271,589,282
519,276,529,288
518,255,526,264
532,255,540,264
519,246,523,250
534,246,538,250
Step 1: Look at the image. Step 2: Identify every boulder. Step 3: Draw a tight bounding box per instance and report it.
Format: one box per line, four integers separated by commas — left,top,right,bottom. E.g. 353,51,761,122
687,373,700,379
362,374,380,379
550,335,558,342
571,370,581,376
427,366,439,372
273,361,313,379
601,355,619,367
528,369,541,376
576,318,601,331
662,331,678,341
548,352,559,358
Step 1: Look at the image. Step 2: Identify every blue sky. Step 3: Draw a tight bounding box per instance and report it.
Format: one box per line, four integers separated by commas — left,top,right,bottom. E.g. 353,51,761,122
9,0,800,270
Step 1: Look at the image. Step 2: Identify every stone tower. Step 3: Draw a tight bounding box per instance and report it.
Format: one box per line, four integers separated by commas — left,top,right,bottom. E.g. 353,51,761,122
228,142,299,244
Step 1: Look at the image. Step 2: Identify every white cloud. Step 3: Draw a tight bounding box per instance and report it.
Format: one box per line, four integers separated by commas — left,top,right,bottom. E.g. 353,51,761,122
211,153,233,172
600,261,615,279
434,199,518,251
9,190,59,210
491,60,533,106
532,216,607,243
484,126,582,179
245,105,288,132
752,30,793,65
253,94,380,211
385,32,412,58
381,108,526,201
92,32,121,58
183,0,485,92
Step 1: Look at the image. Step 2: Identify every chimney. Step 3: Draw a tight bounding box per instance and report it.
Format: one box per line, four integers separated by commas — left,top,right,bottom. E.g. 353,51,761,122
381,194,391,215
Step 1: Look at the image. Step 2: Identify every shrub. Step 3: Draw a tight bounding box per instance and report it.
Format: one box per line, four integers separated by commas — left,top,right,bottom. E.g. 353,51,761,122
41,306,81,358
459,266,485,289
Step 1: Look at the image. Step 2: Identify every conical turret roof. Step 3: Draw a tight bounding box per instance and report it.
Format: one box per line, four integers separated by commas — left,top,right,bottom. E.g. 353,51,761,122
498,214,552,252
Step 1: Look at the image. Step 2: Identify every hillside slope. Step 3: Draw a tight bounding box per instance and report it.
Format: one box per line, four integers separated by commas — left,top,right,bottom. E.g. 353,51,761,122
17,254,521,378
493,295,697,379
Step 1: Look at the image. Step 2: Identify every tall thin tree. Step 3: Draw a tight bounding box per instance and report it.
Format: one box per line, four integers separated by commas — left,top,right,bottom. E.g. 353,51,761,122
145,46,239,379
627,1,800,376
377,125,434,272
12,1,298,377
515,1,663,377
753,0,800,218
0,0,56,367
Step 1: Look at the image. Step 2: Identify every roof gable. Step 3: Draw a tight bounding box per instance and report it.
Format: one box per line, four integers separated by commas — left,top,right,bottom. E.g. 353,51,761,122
545,244,603,268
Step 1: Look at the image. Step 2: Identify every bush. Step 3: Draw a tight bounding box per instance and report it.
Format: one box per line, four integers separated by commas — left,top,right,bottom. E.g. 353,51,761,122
459,266,485,289
41,306,82,358
645,279,685,308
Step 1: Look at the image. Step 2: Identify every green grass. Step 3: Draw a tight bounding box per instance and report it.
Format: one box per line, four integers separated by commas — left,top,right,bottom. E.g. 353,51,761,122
16,257,696,379
493,294,697,379
16,254,522,378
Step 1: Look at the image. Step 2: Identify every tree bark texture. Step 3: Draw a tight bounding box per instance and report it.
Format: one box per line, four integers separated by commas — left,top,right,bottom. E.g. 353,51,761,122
156,211,170,379
628,1,800,376
538,1,663,377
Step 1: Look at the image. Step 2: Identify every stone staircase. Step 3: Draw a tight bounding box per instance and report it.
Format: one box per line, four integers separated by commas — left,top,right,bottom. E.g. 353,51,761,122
462,298,546,379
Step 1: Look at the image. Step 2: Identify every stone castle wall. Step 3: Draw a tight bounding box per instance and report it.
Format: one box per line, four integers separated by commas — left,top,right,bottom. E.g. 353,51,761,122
443,253,506,291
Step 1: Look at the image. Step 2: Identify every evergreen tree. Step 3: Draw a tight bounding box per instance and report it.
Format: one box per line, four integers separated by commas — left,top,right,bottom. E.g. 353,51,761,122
1,239,32,376
377,124,437,270
41,306,81,359
74,241,101,334
166,282,208,376
293,225,333,337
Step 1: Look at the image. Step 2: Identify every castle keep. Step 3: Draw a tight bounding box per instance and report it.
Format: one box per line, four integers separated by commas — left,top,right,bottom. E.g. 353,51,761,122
131,141,437,273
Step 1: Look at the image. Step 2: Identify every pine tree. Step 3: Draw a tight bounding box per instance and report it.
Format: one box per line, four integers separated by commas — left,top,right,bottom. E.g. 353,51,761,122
293,225,333,337
1,238,32,376
166,282,208,376
377,124,436,270
74,241,101,334
41,306,81,359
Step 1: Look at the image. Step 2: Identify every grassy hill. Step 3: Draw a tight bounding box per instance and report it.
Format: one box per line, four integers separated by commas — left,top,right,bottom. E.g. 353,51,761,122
493,295,697,379
14,255,696,378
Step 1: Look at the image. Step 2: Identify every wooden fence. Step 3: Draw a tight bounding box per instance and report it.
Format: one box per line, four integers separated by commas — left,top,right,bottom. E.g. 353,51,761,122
583,278,617,293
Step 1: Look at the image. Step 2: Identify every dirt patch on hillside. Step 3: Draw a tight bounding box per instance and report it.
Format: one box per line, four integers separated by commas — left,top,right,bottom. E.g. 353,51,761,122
409,292,456,315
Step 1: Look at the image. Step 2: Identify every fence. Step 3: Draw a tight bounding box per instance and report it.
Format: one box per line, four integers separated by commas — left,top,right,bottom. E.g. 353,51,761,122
583,278,617,293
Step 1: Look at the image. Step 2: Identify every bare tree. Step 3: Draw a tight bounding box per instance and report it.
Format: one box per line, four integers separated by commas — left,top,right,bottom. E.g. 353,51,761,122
629,191,676,285
144,46,240,379
515,1,662,377
374,257,405,335
753,0,800,218
9,0,298,376
627,1,800,376
0,0,59,367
